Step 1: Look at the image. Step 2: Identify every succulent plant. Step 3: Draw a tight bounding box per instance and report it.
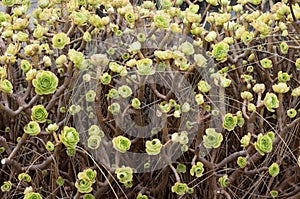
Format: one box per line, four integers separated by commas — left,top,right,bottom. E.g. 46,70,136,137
24,192,43,199
203,128,223,149
223,113,238,131
18,173,32,182
52,33,70,49
1,181,12,192
32,70,58,95
24,121,41,136
59,126,79,151
263,93,279,112
171,182,188,195
31,105,48,123
268,163,280,177
115,166,133,184
254,133,274,156
218,175,229,187
190,162,204,178
112,136,131,153
145,139,162,155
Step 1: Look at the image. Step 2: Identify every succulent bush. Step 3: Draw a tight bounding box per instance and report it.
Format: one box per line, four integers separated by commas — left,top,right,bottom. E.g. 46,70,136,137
0,0,300,198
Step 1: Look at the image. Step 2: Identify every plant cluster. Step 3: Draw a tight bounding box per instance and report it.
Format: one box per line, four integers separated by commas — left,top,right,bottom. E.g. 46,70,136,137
0,0,299,198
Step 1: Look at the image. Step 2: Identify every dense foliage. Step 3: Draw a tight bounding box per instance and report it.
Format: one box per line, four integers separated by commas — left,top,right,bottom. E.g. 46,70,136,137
0,0,299,198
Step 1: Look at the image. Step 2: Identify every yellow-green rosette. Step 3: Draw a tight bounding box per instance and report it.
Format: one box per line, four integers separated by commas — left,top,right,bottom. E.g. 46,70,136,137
108,102,120,115
1,181,12,192
75,178,93,193
203,128,223,149
87,135,101,149
198,80,211,93
32,70,58,95
190,162,204,177
118,85,132,98
212,42,230,63
59,126,79,150
272,82,289,93
18,173,32,182
286,109,297,118
136,193,148,199
68,49,85,69
31,105,48,123
240,133,251,147
20,60,32,73
260,58,272,69
101,72,111,85
83,194,95,199
268,163,280,177
171,182,188,195
145,139,162,155
52,33,70,49
218,175,229,187
131,98,141,109
254,133,274,156
112,136,131,153
153,15,170,29
237,156,247,168
136,58,155,75
263,93,279,112
0,67,7,79
0,79,13,93
78,168,97,184
295,58,300,70
85,90,96,102
45,141,55,152
24,121,41,136
2,0,15,7
222,113,237,131
115,166,133,184
24,192,42,199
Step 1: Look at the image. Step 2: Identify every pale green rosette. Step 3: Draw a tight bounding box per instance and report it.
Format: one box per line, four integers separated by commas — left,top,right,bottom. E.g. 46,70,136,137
198,80,211,93
171,182,188,195
190,162,204,177
31,105,48,123
0,79,13,93
112,136,131,153
136,58,155,75
222,113,237,131
203,128,223,149
263,93,279,112
115,166,133,184
68,49,85,69
136,193,148,199
218,175,229,187
154,15,170,29
59,126,79,149
86,90,96,102
2,0,15,7
212,42,229,63
87,135,101,149
75,178,93,193
237,156,247,168
268,163,280,177
1,181,12,192
32,70,58,95
118,85,132,98
24,121,41,136
145,139,162,155
254,133,273,156
83,194,95,199
18,173,31,182
52,33,70,49
108,102,120,115
24,192,43,199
